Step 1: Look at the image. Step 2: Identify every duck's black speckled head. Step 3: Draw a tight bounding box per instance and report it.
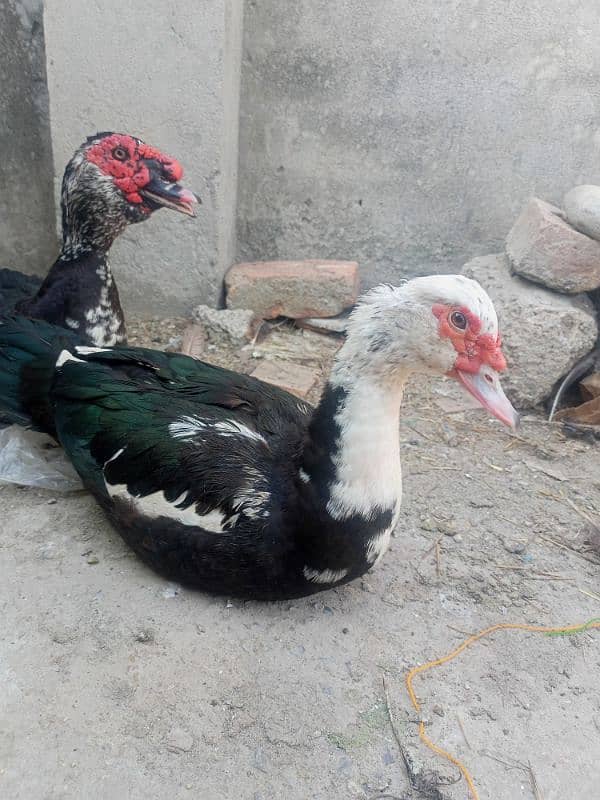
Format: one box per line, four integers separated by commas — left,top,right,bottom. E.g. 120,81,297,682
60,132,199,257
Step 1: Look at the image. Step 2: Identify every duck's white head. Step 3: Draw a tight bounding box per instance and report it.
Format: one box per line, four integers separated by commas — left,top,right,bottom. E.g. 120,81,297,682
340,274,518,429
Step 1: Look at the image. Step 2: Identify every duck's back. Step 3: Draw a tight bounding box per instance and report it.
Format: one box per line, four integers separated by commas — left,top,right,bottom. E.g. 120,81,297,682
46,345,315,595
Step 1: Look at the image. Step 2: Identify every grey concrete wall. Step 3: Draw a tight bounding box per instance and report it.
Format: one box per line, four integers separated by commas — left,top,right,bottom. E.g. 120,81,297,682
237,0,600,289
0,0,57,274
4,1,600,313
43,0,244,316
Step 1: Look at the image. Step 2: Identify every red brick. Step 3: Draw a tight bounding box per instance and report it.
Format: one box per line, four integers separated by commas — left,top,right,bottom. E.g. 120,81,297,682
225,260,359,319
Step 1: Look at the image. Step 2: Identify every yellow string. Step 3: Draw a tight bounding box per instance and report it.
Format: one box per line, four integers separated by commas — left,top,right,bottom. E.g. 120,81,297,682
405,620,600,800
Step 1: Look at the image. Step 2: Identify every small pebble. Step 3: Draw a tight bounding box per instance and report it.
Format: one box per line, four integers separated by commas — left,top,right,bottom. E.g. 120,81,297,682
342,627,350,634
86,556,99,565
501,536,526,554
134,629,154,644
432,704,445,717
47,498,57,505
442,521,459,537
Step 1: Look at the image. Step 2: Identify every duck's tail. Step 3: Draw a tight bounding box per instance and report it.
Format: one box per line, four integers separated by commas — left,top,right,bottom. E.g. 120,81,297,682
0,315,79,433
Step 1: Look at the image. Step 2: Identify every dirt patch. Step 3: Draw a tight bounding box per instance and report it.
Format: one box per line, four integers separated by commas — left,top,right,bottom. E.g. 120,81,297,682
1,317,599,800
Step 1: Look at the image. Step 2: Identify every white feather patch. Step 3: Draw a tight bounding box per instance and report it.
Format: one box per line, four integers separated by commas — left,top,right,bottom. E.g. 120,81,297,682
169,415,266,444
75,346,110,355
104,447,125,466
231,488,271,520
365,528,393,565
303,566,349,584
82,263,124,347
102,447,224,530
56,350,85,367
105,482,225,531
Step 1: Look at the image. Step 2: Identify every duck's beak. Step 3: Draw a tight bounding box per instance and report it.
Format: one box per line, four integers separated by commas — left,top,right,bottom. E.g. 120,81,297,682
453,366,520,429
139,165,200,217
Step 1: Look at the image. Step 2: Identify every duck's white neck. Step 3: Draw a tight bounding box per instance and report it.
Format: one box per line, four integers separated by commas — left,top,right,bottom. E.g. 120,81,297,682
304,365,409,522
329,371,407,519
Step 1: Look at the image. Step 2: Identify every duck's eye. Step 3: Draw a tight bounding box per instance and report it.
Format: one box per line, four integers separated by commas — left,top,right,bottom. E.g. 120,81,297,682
112,146,129,161
450,311,467,331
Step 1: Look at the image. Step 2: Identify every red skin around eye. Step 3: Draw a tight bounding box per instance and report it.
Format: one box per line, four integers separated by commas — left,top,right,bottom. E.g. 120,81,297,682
85,134,185,204
432,303,507,374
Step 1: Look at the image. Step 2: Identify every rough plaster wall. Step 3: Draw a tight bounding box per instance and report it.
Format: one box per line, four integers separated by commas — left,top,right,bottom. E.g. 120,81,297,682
43,0,243,317
0,0,56,274
238,0,600,288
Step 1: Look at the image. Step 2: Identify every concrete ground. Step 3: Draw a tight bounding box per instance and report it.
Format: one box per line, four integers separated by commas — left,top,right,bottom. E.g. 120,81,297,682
1,320,599,800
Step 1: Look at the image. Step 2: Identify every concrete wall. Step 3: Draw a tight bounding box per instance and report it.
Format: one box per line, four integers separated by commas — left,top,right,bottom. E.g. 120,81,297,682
3,1,600,313
43,0,243,316
0,0,56,273
237,0,600,289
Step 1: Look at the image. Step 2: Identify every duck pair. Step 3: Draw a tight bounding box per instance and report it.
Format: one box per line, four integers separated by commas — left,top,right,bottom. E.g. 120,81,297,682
0,134,518,600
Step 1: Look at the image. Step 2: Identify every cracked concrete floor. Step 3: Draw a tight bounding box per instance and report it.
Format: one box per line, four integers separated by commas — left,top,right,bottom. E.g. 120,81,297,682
1,321,599,800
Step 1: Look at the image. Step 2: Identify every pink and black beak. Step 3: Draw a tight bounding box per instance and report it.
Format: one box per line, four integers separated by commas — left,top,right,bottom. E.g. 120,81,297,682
453,365,520,430
140,161,200,218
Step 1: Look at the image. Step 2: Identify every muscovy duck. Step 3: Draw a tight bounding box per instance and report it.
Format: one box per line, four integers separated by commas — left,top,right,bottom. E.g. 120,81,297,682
0,275,518,599
0,132,198,346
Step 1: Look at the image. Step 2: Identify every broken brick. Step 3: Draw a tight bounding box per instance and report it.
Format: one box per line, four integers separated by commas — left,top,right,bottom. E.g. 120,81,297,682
225,260,359,320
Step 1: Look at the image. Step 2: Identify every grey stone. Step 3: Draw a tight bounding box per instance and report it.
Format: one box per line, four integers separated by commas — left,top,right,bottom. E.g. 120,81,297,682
506,198,600,293
462,254,598,408
563,185,600,242
191,305,257,348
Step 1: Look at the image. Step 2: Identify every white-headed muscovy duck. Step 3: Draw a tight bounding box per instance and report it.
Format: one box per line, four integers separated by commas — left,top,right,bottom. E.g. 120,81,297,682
0,132,198,346
0,275,517,599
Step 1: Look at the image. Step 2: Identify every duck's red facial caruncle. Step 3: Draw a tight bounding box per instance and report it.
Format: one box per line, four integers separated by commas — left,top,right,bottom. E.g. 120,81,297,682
432,303,506,374
432,303,519,429
85,133,199,217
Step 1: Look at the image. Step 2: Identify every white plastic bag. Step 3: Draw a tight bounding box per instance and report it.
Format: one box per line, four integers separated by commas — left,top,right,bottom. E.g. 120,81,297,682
0,425,83,492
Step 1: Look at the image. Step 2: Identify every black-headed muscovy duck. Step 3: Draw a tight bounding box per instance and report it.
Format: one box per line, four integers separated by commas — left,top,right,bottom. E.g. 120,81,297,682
0,132,198,346
0,275,517,599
